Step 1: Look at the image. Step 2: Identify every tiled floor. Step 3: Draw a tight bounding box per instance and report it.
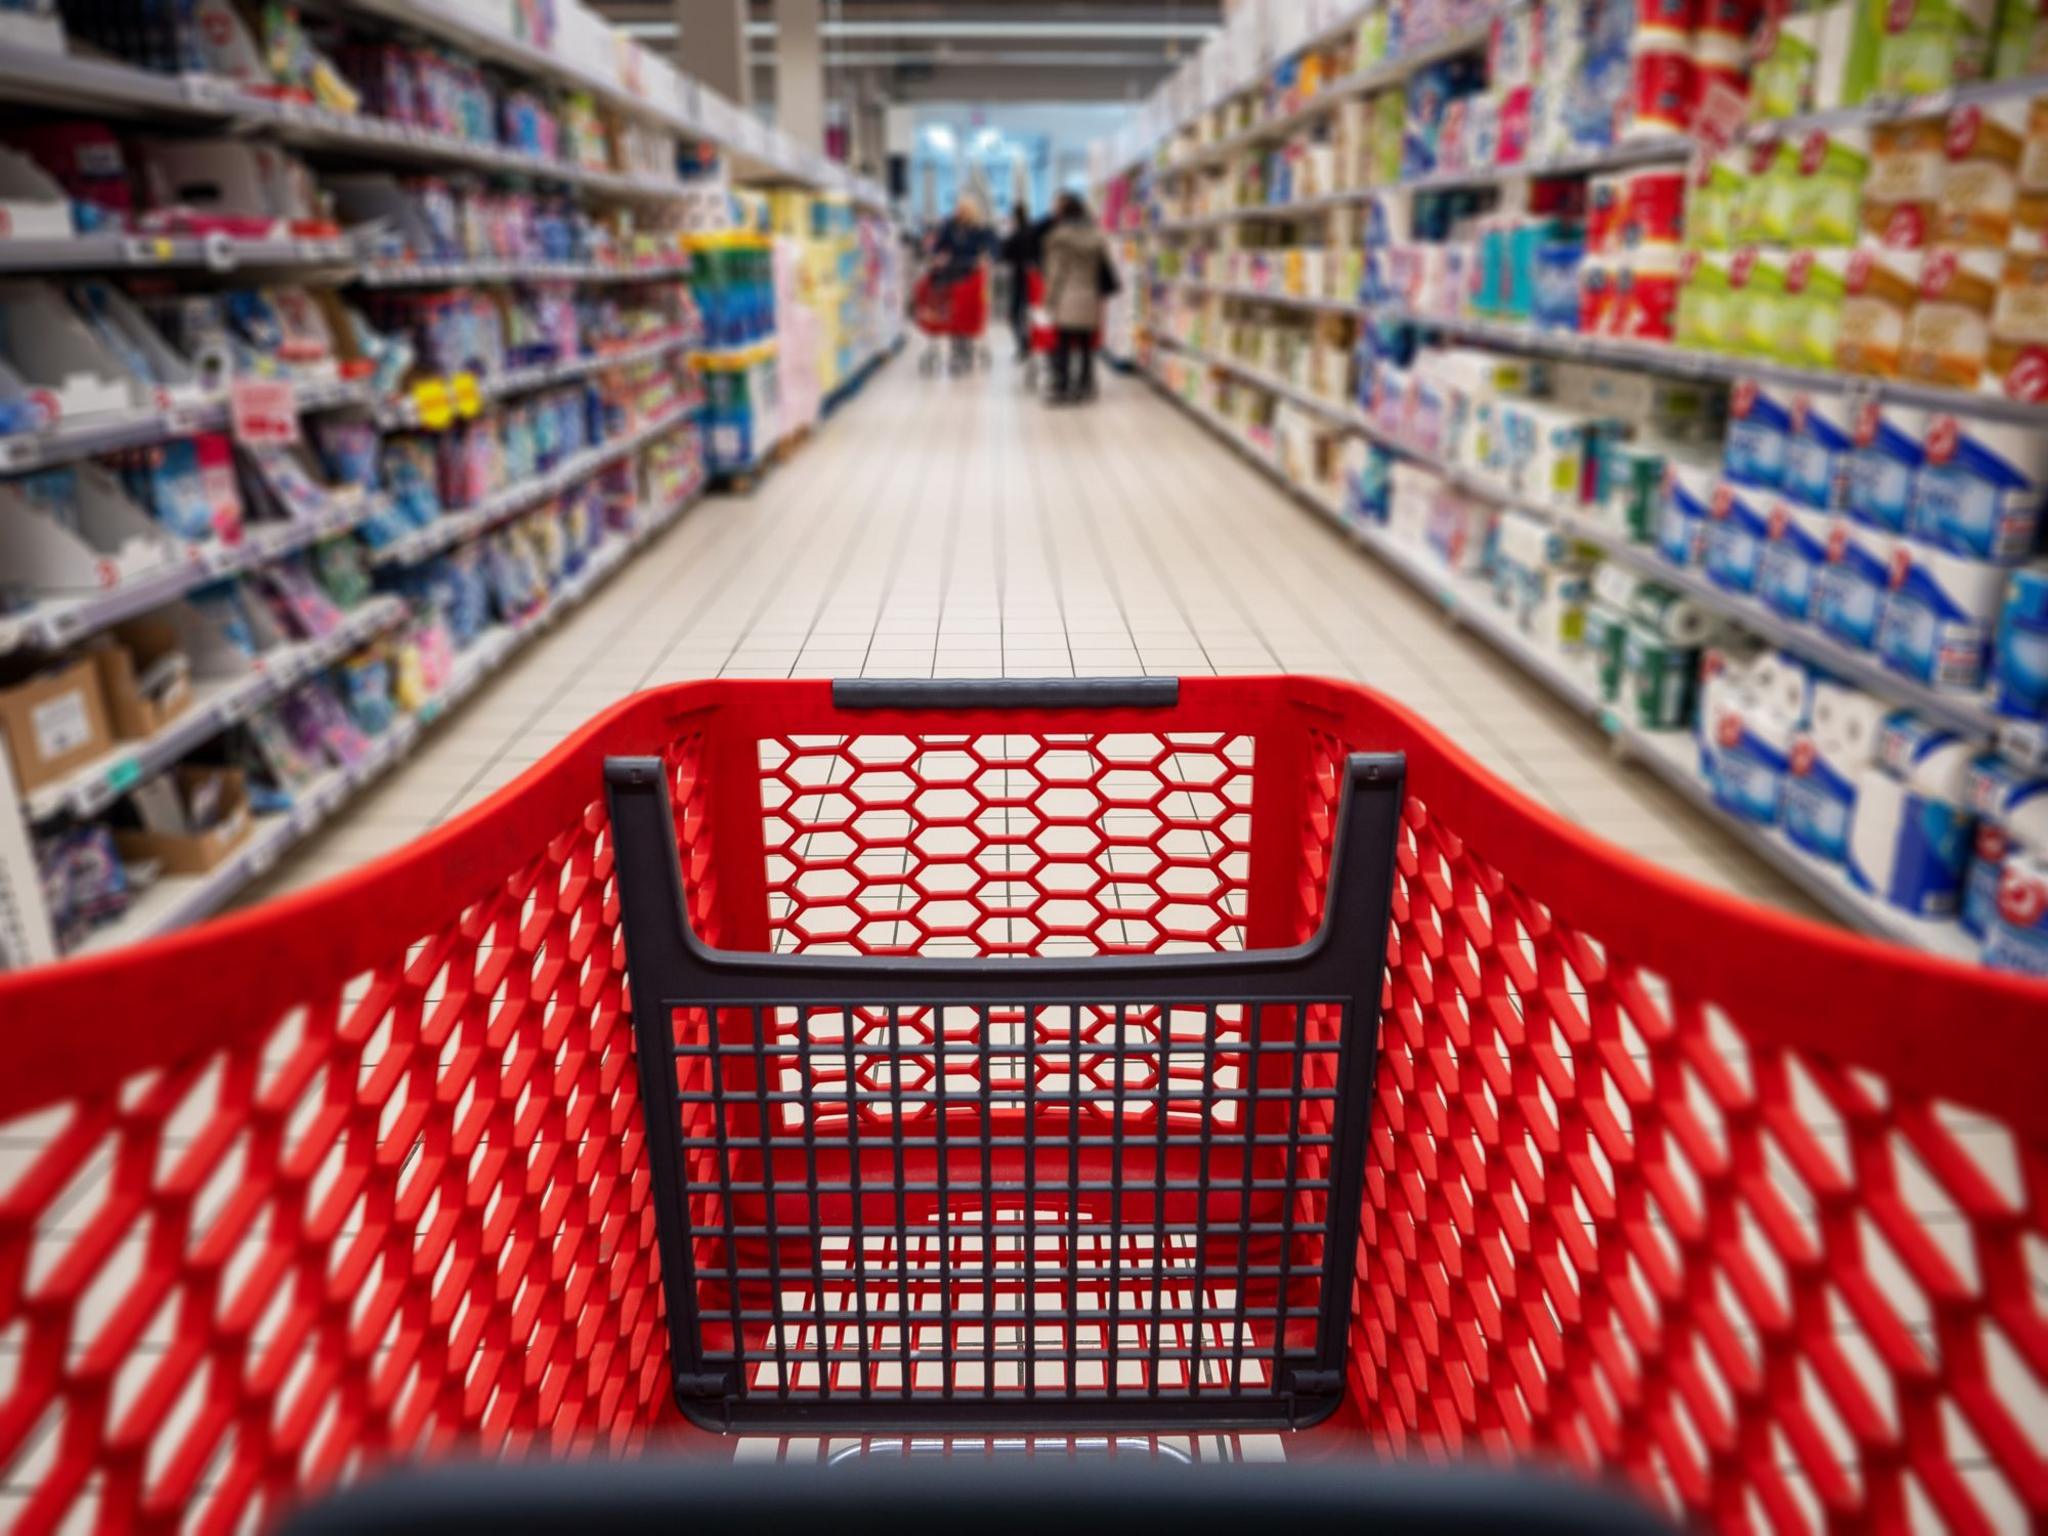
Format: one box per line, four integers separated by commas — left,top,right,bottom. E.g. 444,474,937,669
252,349,1820,918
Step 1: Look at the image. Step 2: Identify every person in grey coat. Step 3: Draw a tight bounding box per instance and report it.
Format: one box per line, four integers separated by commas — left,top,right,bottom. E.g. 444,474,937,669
1041,192,1115,404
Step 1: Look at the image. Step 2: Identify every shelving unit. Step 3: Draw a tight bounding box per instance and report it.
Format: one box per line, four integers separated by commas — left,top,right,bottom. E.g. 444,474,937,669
1101,0,2048,975
0,0,900,971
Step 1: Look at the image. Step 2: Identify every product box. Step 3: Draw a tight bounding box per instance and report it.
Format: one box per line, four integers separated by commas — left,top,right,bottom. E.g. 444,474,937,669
90,618,195,741
0,656,114,794
113,766,253,875
1900,246,2001,388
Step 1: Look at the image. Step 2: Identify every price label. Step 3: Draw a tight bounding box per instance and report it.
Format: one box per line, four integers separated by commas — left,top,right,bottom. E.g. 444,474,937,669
451,371,484,419
410,377,454,430
230,377,300,447
123,236,178,266
104,758,142,795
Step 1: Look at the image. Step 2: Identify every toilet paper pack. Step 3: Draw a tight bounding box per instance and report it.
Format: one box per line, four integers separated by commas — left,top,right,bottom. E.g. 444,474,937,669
1982,847,2048,975
1723,376,1790,489
1877,540,2010,691
1993,563,2048,720
1697,646,1805,823
1846,399,1931,533
1847,711,1980,915
1816,515,1902,649
1910,412,2048,562
1758,499,1835,621
1784,389,1855,511
1657,454,1716,567
1704,477,1772,595
1785,681,1888,862
1962,754,2048,937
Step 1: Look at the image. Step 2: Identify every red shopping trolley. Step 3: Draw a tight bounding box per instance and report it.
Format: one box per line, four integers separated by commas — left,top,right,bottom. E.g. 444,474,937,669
913,266,990,377
2,675,2045,1535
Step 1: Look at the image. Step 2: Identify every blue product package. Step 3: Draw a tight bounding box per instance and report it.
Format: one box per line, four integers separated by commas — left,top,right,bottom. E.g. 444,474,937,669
1845,402,1927,533
1698,693,1792,824
1960,756,2048,938
1875,544,2007,692
1993,564,2048,720
1475,224,1508,314
1704,479,1770,594
1911,413,2048,563
1783,734,1860,864
1846,713,1977,917
1757,501,1832,621
1723,378,1790,489
1533,241,1584,330
1783,392,1854,511
1814,517,1896,650
1657,461,1713,568
1982,849,2048,976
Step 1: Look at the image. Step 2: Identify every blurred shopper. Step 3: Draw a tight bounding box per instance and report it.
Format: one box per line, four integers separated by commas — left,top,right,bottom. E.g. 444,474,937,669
996,201,1043,361
927,197,988,289
1043,192,1115,405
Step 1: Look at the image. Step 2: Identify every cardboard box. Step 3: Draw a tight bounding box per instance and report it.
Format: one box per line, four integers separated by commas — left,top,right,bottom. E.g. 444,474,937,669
114,766,251,875
91,618,194,741
0,656,114,794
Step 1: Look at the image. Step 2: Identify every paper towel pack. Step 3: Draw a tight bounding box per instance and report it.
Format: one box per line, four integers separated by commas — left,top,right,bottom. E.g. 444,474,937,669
1876,540,2009,691
1784,681,1887,862
1847,712,1980,916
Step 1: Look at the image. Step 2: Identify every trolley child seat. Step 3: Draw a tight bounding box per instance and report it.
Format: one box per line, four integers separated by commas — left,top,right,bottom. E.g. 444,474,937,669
913,267,990,377
0,675,2044,1536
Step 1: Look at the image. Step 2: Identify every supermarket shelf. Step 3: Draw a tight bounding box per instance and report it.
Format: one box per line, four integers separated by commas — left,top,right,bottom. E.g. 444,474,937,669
1746,71,2048,140
1161,328,2048,769
1625,727,1982,961
1170,279,1368,316
0,38,228,119
355,255,673,287
69,480,704,954
23,595,410,824
1159,23,1494,174
1144,363,1994,965
821,334,904,417
1387,307,2048,425
0,497,388,657
365,399,699,568
0,376,378,477
374,330,692,430
1153,137,1694,232
0,232,357,274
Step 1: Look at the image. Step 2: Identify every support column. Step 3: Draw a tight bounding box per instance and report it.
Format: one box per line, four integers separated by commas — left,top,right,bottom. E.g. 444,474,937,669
675,0,749,108
773,0,825,155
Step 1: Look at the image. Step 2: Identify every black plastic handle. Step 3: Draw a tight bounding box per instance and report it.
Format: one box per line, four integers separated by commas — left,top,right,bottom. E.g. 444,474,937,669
832,677,1180,710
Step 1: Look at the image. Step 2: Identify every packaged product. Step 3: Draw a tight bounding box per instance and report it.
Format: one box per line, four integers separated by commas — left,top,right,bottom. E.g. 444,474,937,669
1861,116,1946,247
1935,100,2025,247
1876,0,1997,93
1899,245,2001,388
1836,243,1925,376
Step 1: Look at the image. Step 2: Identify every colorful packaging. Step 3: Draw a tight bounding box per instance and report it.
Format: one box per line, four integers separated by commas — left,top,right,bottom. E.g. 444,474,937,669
1705,477,1772,593
1784,390,1855,511
1937,100,2025,247
1817,515,1902,648
1989,249,2048,400
1962,756,2048,941
1759,500,1836,619
1785,681,1888,863
1877,0,1997,94
1783,249,1850,368
1877,541,2009,690
1846,399,1931,532
1901,246,2002,388
1723,376,1791,488
1848,712,1979,917
1676,249,1735,350
1992,563,2048,718
1911,413,2048,561
1730,245,1790,357
1658,455,1717,566
1794,127,1870,245
1837,244,1925,376
1862,116,1946,247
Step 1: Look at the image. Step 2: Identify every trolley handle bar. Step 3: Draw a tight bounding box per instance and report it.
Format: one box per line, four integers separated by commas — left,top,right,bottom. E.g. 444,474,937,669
832,677,1179,710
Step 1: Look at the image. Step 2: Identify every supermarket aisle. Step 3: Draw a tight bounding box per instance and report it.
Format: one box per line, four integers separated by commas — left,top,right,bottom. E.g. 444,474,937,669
251,354,1818,918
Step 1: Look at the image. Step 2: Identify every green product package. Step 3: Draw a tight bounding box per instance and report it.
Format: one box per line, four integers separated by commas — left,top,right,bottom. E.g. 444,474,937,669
1790,129,1871,244
1676,250,1736,351
1753,13,1819,118
1730,247,1790,358
1598,440,1666,541
1994,0,2048,76
1781,248,1849,366
1622,624,1702,730
1878,0,1997,93
1586,602,1630,702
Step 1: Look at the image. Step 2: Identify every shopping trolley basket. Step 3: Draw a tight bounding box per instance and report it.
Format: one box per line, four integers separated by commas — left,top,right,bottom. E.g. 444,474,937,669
913,267,989,376
1,675,2045,1535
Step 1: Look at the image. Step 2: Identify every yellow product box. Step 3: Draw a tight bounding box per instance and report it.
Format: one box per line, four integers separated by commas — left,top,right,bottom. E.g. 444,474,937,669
1900,246,2002,387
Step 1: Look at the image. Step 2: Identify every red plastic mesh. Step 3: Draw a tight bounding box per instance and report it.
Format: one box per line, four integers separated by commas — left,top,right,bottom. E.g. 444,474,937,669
0,794,670,1535
752,732,1255,956
1351,792,2048,1533
0,678,2043,1536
